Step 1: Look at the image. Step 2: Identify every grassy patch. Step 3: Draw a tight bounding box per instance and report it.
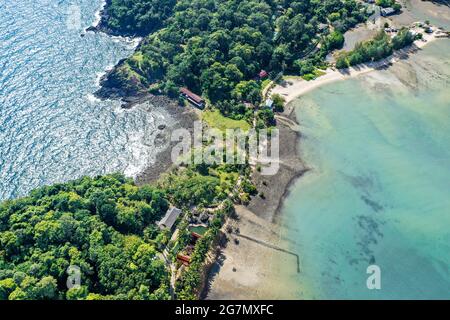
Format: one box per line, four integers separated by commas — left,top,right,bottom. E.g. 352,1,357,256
218,171,239,189
284,69,327,82
261,79,272,91
131,51,144,64
120,62,145,82
202,109,251,132
302,69,327,81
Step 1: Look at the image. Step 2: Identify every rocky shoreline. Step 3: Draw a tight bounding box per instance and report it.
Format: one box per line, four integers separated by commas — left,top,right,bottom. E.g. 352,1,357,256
85,0,117,36
86,0,143,38
247,105,309,223
93,58,135,102
204,104,309,299
86,0,147,103
86,0,310,300
133,95,199,185
84,2,202,183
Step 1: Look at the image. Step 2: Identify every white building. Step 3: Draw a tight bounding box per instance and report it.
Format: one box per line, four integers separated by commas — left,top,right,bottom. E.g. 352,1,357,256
380,7,396,17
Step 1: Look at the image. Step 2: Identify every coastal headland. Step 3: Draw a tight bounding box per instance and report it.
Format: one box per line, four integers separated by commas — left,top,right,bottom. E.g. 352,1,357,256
203,8,450,300
85,0,450,300
1,0,449,302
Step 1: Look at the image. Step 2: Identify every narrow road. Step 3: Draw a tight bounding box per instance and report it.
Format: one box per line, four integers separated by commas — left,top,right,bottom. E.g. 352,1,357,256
158,228,180,299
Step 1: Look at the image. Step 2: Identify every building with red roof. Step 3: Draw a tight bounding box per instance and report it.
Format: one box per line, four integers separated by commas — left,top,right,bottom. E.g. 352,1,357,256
258,70,269,79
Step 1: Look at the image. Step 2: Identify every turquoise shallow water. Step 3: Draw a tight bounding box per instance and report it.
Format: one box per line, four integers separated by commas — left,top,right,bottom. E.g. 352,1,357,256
281,39,450,299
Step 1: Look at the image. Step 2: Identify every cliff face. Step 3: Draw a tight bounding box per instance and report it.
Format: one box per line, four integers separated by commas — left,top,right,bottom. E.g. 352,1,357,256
87,2,143,100
95,60,147,100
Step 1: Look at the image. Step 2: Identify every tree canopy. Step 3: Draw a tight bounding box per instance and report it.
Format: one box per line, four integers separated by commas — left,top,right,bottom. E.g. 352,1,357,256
101,0,369,118
105,0,177,36
0,174,170,300
0,161,255,300
335,28,414,69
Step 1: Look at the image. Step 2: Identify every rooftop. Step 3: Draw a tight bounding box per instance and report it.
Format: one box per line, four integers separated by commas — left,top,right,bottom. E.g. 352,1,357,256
158,207,182,230
381,7,396,15
259,70,269,79
180,87,204,104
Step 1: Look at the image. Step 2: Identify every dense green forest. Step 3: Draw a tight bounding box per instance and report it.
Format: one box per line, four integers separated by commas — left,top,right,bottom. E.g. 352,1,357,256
335,28,415,68
0,160,252,300
103,0,177,36
101,0,370,118
0,174,172,300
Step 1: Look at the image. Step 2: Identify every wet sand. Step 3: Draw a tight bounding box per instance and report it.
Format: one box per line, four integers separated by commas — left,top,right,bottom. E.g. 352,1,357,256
206,1,450,299
247,105,308,223
205,102,309,299
206,206,303,299
395,0,450,27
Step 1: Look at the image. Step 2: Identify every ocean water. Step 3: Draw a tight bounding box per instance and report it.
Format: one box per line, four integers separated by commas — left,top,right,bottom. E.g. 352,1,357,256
281,39,450,299
0,0,172,200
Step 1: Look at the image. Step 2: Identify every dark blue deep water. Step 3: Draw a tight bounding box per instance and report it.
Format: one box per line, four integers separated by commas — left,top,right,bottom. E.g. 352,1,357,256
0,1,171,200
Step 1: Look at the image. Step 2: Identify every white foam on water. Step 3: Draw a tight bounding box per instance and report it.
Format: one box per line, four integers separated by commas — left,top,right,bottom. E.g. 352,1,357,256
86,93,101,103
0,0,165,200
110,36,143,49
126,37,143,49
123,132,155,178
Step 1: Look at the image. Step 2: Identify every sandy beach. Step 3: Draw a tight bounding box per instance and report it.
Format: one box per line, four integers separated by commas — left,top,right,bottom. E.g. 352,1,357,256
204,68,312,299
271,32,441,104
206,0,450,298
206,205,304,299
